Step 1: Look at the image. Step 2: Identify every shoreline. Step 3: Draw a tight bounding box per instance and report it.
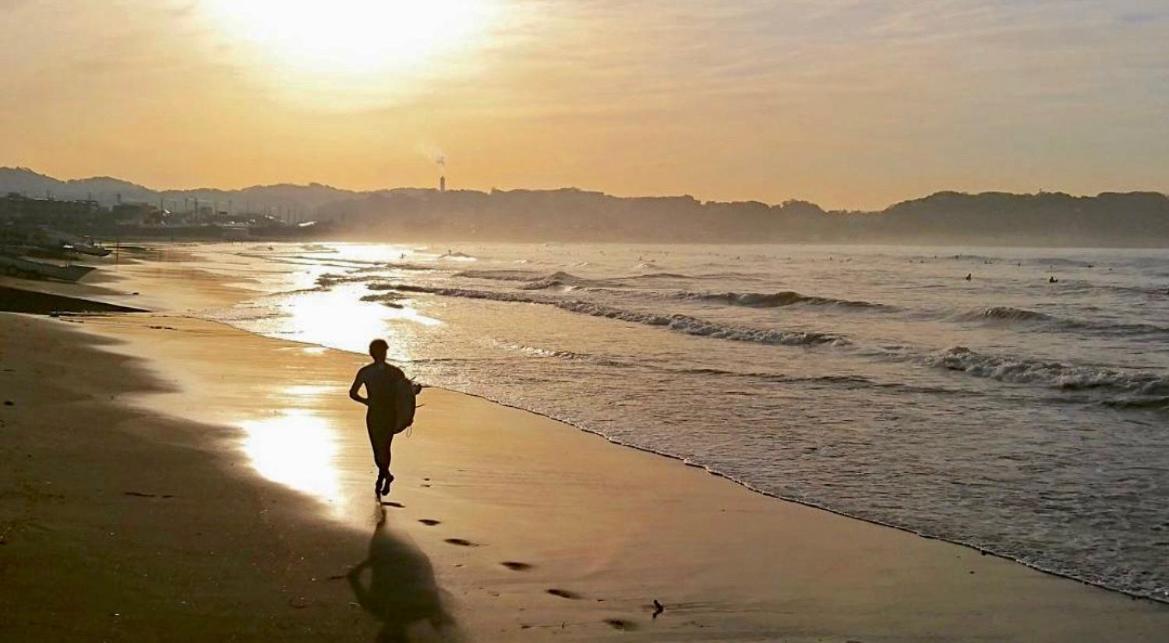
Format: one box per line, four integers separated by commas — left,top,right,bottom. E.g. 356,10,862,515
4,270,1169,639
133,263,1158,606
454,386,1169,606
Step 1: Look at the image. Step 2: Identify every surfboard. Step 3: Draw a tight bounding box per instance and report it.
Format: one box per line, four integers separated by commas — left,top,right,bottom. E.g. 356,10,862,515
392,379,418,434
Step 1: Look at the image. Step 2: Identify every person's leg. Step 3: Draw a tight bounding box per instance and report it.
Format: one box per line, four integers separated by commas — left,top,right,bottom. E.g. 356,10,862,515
384,434,394,476
378,434,394,495
367,415,388,495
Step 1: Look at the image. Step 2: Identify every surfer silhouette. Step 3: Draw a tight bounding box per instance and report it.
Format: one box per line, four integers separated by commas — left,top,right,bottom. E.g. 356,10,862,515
350,339,416,497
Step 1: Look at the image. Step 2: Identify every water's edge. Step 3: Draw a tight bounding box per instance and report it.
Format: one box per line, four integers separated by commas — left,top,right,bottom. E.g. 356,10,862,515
186,309,1168,606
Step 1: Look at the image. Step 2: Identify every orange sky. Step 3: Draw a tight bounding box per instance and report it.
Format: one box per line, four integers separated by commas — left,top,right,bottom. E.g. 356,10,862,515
1,0,1166,209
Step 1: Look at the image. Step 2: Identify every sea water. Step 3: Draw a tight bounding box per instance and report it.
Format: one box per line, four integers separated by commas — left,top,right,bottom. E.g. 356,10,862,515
198,241,1169,601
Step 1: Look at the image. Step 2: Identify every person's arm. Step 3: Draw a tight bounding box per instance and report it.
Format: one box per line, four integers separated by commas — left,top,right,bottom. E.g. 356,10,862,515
349,371,368,406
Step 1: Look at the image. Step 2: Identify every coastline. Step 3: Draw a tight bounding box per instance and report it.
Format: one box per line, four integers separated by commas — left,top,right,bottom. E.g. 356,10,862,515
463,389,1169,606
2,267,1169,640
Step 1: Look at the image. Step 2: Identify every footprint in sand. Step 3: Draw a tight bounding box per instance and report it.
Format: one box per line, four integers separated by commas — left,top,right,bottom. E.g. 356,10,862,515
444,538,478,547
501,561,533,571
418,519,441,526
546,589,581,600
604,618,637,631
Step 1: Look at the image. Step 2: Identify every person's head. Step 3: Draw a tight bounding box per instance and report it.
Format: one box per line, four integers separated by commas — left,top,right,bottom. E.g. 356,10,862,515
369,339,388,363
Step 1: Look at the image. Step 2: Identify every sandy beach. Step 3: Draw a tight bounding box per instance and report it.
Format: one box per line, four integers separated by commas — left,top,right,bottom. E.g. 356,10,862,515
2,259,1168,641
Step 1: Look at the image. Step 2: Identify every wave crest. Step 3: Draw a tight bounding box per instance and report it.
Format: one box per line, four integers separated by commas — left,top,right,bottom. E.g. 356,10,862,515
454,269,538,281
520,271,601,290
367,282,846,348
556,301,847,346
956,306,1169,336
685,290,886,309
925,346,1169,397
959,306,1055,323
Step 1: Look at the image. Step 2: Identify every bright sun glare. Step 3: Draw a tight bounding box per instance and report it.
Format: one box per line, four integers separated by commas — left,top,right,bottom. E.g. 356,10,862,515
203,0,498,105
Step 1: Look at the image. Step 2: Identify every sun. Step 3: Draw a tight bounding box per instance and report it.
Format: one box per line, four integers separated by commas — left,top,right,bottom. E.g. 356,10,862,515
201,0,499,106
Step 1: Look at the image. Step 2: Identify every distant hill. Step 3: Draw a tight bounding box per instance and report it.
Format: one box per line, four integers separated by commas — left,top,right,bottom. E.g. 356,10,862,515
317,186,1169,246
3,167,1167,246
870,191,1169,246
0,167,355,219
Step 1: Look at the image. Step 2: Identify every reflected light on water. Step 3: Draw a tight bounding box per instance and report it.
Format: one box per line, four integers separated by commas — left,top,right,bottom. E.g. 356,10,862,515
281,286,443,354
239,409,344,514
388,306,443,328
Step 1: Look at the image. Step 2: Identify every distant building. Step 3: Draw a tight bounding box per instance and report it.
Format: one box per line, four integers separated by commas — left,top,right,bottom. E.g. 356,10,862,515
440,176,446,192
0,193,101,223
112,203,165,225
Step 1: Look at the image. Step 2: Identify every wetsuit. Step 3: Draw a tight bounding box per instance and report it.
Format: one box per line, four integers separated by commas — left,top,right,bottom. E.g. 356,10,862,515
355,362,408,474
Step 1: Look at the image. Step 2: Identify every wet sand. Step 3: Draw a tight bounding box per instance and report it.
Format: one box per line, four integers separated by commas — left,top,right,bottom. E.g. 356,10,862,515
2,268,1168,641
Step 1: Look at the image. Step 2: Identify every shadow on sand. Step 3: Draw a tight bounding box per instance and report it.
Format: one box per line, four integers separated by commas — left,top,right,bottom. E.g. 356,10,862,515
348,507,460,643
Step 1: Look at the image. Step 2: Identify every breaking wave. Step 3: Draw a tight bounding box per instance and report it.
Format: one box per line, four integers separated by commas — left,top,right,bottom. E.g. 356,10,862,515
924,346,1169,397
682,290,887,309
1101,396,1169,411
520,271,613,290
956,306,1169,336
454,269,539,281
456,270,888,310
958,306,1055,323
617,272,694,280
368,282,847,347
455,269,614,290
555,301,847,347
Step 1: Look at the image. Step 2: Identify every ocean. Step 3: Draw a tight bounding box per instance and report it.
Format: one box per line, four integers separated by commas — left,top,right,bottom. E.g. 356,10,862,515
195,241,1169,601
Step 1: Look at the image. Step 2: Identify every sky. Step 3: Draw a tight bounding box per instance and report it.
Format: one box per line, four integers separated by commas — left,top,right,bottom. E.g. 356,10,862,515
0,0,1166,210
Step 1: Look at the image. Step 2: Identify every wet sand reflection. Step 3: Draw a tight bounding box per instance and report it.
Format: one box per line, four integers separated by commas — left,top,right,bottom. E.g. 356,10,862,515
238,409,345,514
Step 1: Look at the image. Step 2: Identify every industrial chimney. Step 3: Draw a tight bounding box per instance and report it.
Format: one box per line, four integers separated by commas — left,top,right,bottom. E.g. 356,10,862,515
439,175,446,193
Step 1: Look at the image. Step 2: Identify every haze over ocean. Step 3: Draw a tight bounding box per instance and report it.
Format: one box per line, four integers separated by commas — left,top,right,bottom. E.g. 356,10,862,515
193,241,1169,602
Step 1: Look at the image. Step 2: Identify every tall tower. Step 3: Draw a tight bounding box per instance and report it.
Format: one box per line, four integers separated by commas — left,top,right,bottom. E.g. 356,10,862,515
439,176,446,192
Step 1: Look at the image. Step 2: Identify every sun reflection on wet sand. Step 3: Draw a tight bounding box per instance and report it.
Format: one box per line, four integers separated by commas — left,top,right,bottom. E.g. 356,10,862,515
283,384,336,399
238,409,345,515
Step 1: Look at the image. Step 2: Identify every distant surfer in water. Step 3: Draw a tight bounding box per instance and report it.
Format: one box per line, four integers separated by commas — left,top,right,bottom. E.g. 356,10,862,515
349,339,419,497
